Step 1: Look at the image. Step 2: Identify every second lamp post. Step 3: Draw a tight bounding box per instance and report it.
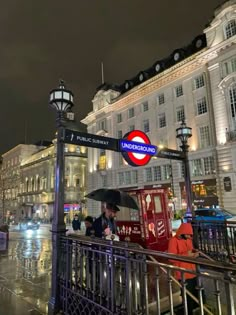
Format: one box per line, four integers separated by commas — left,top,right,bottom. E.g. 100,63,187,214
176,119,193,218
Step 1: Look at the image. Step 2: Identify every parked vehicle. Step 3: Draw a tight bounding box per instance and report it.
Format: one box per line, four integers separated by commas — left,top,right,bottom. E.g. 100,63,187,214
19,218,40,230
193,208,236,222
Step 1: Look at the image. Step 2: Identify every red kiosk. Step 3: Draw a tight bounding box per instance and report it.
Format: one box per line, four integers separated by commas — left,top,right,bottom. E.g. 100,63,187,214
116,131,173,251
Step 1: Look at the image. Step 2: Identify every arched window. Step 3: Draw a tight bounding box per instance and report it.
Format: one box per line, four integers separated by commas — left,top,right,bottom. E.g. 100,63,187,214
229,84,236,119
225,20,236,39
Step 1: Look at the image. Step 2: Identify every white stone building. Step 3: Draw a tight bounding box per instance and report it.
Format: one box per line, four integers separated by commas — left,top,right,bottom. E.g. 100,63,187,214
0,140,87,223
82,0,236,217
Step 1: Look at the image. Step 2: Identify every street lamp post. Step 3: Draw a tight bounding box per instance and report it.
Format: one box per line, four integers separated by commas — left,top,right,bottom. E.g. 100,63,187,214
48,80,74,315
176,119,193,218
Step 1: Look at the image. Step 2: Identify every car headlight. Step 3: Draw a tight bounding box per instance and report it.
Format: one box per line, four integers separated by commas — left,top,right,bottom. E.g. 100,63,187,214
27,222,32,226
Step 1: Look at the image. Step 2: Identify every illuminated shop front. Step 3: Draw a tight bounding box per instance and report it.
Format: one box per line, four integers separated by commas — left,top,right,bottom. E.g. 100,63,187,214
180,179,218,209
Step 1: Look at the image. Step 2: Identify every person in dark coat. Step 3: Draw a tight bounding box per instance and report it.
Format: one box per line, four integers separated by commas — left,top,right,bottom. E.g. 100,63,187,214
84,216,94,236
72,214,81,232
92,203,120,238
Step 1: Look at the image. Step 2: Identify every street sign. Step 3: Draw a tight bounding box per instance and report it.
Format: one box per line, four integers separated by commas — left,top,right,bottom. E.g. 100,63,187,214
64,129,119,151
120,130,156,166
157,148,185,160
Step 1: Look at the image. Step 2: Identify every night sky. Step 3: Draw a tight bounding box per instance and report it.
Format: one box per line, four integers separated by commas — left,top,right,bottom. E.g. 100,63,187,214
0,0,224,154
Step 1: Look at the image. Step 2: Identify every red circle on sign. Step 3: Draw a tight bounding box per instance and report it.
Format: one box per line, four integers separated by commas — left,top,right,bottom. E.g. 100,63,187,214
123,130,152,166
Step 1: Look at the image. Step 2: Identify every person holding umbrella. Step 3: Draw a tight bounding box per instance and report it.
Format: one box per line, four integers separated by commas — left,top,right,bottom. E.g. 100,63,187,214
92,202,120,239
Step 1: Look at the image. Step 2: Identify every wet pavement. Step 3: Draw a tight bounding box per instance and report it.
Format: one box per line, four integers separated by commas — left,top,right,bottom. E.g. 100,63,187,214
0,226,52,315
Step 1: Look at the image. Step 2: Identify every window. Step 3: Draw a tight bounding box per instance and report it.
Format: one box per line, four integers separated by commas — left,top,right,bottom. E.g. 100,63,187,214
175,85,183,97
154,196,162,213
196,97,207,115
229,84,236,118
145,168,152,182
222,57,236,77
128,107,135,118
176,106,185,122
199,126,211,148
162,165,171,180
129,125,135,131
158,93,165,105
225,20,236,39
102,175,107,187
131,170,138,184
117,113,122,123
98,119,107,131
191,159,203,176
194,74,205,89
159,113,166,128
203,157,215,175
143,119,150,133
153,166,161,181
125,171,131,185
118,172,125,185
142,101,149,112
117,130,122,138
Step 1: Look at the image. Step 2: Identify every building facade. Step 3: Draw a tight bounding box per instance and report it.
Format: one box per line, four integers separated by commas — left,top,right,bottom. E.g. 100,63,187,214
0,140,87,224
82,0,236,217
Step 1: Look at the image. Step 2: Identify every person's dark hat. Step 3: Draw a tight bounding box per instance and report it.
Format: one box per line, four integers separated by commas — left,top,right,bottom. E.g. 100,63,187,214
84,216,93,224
106,203,120,212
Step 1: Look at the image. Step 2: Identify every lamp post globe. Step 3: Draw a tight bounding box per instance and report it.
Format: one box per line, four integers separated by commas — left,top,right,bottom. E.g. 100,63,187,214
48,80,74,315
49,80,74,114
176,120,193,218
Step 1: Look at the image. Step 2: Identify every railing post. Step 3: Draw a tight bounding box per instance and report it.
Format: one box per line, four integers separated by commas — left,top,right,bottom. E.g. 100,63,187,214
224,271,235,315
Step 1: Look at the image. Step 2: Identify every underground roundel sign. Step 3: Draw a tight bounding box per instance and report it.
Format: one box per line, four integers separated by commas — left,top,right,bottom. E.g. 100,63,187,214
119,130,157,167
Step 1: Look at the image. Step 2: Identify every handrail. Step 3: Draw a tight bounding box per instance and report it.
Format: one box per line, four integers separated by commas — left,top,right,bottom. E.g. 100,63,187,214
64,234,236,273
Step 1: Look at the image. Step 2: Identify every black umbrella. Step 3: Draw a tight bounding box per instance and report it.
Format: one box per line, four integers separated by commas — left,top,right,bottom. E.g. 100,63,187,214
85,188,139,210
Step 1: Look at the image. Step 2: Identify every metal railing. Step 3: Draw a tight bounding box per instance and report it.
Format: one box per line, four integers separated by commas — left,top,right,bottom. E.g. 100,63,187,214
58,235,236,315
192,220,236,263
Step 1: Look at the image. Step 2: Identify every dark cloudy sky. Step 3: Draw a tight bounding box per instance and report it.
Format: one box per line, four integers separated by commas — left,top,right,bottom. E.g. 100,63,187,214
0,0,224,154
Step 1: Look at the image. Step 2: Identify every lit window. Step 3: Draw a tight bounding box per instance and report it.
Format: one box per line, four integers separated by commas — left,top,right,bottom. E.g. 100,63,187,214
128,107,135,118
199,126,211,148
196,97,207,115
142,101,149,112
225,20,236,39
153,166,161,181
175,85,183,97
191,159,203,176
117,113,122,123
158,93,165,105
145,168,152,182
203,157,215,175
143,119,150,133
194,74,205,89
159,113,166,128
176,106,185,122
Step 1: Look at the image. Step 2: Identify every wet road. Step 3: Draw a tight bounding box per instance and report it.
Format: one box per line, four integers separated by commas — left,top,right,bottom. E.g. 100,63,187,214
0,225,52,315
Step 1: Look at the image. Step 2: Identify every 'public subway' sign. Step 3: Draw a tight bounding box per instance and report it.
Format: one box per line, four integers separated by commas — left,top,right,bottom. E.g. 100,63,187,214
120,130,157,167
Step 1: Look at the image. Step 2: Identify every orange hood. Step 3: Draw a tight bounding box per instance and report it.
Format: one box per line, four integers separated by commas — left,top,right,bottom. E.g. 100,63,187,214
176,223,193,236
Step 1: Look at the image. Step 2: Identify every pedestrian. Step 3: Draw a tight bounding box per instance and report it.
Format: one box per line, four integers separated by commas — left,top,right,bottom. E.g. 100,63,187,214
72,214,81,233
84,216,94,236
168,222,200,315
92,203,120,238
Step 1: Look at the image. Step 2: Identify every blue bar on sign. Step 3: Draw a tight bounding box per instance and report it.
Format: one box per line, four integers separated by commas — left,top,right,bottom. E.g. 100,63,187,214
119,139,157,156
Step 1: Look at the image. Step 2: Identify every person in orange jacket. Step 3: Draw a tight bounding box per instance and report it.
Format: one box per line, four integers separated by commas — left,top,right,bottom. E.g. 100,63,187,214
168,222,199,315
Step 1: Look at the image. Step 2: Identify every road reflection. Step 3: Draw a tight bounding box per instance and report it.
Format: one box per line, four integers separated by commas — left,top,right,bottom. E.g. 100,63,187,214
0,227,52,314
